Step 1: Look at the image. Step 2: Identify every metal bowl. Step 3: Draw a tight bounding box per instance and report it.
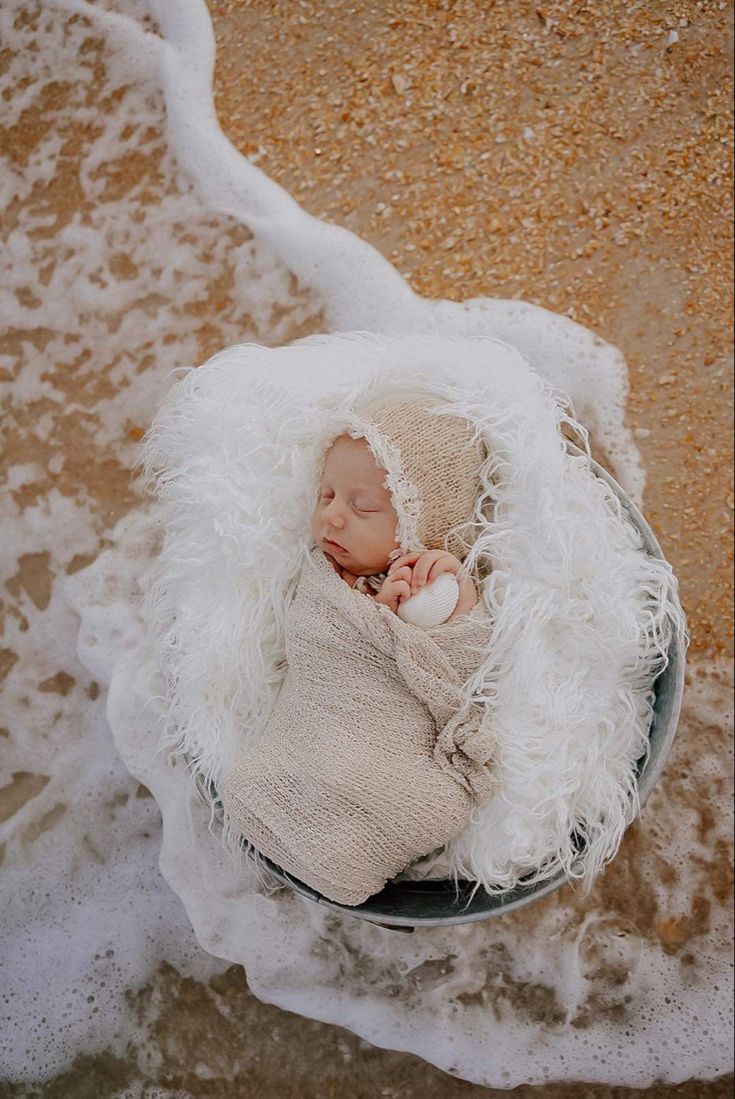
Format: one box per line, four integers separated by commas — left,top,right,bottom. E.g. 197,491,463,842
206,448,686,930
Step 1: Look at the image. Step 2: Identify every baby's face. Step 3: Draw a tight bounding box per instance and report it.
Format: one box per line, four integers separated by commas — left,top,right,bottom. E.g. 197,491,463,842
312,434,399,574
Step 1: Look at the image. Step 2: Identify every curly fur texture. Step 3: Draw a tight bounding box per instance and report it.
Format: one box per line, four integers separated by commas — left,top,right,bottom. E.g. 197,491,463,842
137,330,686,894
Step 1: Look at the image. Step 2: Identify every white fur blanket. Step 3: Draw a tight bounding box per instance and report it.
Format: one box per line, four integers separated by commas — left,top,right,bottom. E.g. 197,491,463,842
138,331,685,895
221,546,496,906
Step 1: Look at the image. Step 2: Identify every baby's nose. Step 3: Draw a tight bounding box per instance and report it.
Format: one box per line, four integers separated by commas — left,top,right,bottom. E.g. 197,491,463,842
323,499,346,526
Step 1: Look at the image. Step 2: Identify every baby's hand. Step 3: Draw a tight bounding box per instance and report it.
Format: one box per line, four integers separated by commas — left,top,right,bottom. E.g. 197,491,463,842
388,550,462,595
388,550,478,621
374,565,413,614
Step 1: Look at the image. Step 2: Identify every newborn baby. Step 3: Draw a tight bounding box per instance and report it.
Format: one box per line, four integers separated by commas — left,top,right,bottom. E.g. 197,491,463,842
221,392,497,906
313,429,480,622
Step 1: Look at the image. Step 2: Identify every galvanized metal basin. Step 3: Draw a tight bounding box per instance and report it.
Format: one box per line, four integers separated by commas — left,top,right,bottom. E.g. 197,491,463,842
204,447,686,930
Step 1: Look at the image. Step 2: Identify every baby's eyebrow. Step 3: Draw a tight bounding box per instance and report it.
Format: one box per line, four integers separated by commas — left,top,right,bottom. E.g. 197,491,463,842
320,480,381,496
319,485,387,506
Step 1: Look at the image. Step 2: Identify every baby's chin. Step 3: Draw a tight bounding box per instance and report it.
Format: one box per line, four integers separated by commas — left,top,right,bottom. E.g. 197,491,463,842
354,557,394,576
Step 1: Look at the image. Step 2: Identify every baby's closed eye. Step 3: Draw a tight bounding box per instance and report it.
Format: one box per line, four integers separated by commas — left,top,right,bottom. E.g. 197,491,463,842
319,491,382,514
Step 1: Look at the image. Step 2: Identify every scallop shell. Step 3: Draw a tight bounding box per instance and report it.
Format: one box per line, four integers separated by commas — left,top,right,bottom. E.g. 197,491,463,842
396,572,460,629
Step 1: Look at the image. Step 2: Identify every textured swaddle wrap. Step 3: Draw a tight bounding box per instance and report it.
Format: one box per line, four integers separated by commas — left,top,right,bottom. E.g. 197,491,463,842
221,547,496,906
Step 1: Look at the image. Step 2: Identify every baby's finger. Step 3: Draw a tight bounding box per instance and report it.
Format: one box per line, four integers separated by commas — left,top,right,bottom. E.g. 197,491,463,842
393,579,412,603
391,565,413,584
427,555,461,584
388,552,422,575
411,551,446,592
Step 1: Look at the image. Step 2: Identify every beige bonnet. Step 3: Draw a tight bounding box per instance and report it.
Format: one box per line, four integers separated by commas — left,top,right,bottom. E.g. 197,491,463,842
341,391,486,563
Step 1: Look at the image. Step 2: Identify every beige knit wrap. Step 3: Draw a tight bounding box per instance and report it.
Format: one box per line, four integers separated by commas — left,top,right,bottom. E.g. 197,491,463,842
221,546,497,906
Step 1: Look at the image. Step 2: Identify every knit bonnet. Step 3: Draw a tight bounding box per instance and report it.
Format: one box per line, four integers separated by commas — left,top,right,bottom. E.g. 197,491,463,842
337,391,487,564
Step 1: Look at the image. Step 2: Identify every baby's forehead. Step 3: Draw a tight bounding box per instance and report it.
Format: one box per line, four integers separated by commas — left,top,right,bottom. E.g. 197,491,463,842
323,433,372,465
321,434,387,488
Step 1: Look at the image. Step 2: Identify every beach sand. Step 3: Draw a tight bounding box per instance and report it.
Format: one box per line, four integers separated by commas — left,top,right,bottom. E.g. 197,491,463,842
1,0,733,1094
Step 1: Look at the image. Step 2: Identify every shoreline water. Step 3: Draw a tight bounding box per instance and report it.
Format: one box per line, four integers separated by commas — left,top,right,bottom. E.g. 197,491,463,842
0,0,732,1093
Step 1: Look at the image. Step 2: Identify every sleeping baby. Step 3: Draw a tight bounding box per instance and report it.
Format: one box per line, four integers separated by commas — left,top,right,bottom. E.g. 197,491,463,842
221,391,498,906
315,428,481,624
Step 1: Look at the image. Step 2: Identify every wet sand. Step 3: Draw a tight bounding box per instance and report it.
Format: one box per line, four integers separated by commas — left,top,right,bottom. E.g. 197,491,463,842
1,0,733,1094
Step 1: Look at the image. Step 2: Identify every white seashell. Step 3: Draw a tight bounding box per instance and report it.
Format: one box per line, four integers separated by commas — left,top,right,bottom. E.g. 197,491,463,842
396,572,460,629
